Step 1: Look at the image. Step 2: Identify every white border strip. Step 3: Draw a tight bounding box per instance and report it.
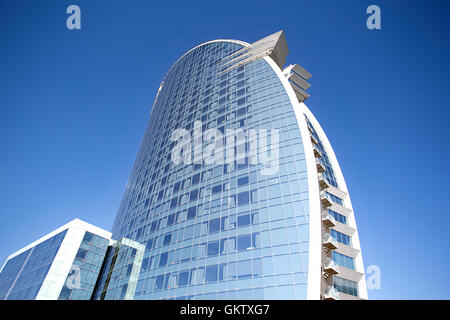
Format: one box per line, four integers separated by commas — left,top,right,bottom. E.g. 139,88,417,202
4,219,111,262
301,108,368,299
261,56,322,300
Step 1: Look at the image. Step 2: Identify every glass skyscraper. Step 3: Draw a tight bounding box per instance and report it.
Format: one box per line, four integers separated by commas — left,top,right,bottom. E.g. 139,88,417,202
102,31,367,300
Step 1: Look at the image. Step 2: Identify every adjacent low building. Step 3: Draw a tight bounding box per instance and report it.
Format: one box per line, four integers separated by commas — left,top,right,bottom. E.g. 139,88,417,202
0,219,111,300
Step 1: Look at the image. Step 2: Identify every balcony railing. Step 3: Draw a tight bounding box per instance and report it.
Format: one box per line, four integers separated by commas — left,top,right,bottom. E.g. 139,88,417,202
318,173,330,190
320,191,332,208
323,232,338,251
322,286,340,300
322,210,336,228
312,144,322,158
323,258,339,275
310,135,318,146
316,159,326,173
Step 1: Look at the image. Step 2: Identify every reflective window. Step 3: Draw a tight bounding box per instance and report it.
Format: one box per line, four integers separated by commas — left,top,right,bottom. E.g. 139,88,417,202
334,276,358,297
331,229,352,246
332,251,355,270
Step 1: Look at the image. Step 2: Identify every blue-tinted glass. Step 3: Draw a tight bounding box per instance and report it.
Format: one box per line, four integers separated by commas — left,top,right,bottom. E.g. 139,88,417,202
334,276,358,297
332,251,355,270
104,41,310,300
329,209,347,224
331,229,352,246
0,230,67,300
59,231,109,300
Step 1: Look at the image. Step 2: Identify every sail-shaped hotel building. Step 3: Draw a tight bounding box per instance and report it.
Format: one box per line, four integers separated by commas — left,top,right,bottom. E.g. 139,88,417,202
95,31,367,300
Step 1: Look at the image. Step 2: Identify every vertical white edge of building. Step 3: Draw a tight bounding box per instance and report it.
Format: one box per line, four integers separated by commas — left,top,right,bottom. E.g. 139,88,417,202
262,56,323,300
301,108,368,299
262,37,367,298
1,218,111,300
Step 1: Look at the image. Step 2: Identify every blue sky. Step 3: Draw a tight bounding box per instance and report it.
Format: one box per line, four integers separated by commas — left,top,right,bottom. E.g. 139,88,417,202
0,0,449,299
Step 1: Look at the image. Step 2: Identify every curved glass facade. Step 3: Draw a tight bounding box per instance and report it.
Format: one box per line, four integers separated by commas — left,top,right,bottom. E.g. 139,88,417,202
109,41,312,300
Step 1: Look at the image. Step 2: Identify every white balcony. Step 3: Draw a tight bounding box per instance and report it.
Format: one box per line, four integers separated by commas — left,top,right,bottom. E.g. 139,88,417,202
316,159,326,173
310,135,318,146
320,191,332,208
289,80,310,102
322,210,336,228
283,64,312,103
318,173,330,190
313,145,322,158
291,63,312,80
322,286,340,300
323,258,339,275
323,233,338,251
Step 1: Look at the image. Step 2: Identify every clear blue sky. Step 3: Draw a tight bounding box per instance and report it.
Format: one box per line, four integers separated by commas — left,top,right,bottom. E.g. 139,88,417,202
0,0,449,299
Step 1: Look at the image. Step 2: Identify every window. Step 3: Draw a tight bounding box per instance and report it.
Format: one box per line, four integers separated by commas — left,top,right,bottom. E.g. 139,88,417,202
146,238,154,250
237,107,246,117
332,252,355,270
163,233,171,245
178,271,189,286
187,206,196,219
212,184,222,194
150,220,159,231
141,257,149,271
329,210,347,224
220,238,236,253
159,252,168,266
237,175,248,186
170,197,178,209
237,235,251,251
237,260,252,278
82,232,94,244
237,213,250,227
174,246,186,261
326,192,343,205
192,173,200,185
75,248,88,260
207,241,219,256
206,265,218,282
167,213,175,226
189,189,198,201
334,276,358,297
237,191,249,206
126,264,133,276
209,218,220,233
155,275,165,290
119,285,128,298
331,229,352,246
59,286,72,299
